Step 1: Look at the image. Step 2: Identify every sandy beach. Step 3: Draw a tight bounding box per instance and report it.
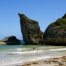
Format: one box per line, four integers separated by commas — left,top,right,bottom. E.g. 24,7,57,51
21,56,66,66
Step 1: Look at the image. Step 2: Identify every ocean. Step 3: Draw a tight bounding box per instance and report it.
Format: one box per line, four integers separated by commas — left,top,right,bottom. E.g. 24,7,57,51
0,44,66,66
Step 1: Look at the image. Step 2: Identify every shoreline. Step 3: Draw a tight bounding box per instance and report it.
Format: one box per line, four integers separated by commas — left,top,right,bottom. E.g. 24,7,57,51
0,45,66,66
21,55,66,66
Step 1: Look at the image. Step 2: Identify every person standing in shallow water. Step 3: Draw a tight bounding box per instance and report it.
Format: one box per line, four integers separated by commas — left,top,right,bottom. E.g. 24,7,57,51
33,45,35,50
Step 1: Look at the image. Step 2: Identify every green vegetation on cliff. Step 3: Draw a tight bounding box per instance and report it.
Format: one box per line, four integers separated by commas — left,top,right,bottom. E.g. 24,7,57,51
44,13,66,45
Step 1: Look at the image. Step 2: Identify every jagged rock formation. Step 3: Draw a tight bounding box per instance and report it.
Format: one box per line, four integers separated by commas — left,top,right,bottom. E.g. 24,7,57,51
18,13,43,44
3,36,20,45
43,13,66,45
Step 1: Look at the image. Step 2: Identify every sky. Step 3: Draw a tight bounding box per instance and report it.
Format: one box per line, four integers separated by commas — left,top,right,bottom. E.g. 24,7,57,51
0,0,66,40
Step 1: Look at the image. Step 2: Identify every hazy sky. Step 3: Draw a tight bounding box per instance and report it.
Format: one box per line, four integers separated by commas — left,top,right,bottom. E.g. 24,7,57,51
0,0,66,39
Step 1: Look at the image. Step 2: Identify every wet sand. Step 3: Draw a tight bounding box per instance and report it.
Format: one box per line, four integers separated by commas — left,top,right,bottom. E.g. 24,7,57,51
21,56,66,66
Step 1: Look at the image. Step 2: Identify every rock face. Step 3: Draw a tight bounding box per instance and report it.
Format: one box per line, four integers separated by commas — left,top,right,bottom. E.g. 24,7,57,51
3,36,20,45
43,14,66,45
18,13,43,44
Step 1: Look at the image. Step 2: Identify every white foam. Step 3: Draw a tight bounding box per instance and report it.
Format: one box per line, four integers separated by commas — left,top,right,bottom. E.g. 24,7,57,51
49,48,66,51
3,56,62,66
8,48,66,55
0,61,22,66
10,50,44,54
16,48,22,51
0,56,52,66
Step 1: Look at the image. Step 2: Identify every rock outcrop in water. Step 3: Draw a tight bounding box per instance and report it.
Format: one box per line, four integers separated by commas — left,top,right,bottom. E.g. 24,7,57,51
43,13,66,45
3,36,20,45
18,13,43,44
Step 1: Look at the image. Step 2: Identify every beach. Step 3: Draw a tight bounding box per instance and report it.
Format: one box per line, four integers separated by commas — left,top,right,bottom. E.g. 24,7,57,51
22,56,66,66
0,45,66,66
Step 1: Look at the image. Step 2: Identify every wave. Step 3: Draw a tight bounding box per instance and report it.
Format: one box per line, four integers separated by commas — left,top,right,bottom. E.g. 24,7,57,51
8,48,66,55
10,50,44,54
49,48,66,51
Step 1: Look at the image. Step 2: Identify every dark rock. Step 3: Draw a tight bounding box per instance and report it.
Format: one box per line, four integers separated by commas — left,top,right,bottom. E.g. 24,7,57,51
18,13,43,44
43,13,66,45
3,36,20,45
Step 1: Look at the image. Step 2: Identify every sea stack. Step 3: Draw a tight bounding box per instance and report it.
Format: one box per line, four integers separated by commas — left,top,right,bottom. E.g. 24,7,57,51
18,13,43,44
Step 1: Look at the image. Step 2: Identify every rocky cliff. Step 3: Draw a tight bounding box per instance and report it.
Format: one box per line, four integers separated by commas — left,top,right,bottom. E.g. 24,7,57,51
18,13,43,44
43,14,66,45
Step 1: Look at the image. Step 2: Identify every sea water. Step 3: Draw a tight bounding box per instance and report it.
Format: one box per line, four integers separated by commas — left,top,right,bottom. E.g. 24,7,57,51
0,44,66,66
